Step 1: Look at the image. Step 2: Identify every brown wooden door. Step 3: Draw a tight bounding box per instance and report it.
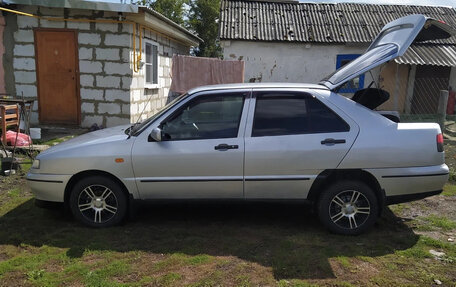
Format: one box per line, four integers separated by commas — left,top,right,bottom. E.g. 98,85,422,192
35,30,80,125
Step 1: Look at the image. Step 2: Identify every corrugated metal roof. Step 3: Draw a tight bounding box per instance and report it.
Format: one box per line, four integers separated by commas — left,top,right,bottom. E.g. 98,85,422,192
219,0,456,44
220,0,456,66
396,45,456,66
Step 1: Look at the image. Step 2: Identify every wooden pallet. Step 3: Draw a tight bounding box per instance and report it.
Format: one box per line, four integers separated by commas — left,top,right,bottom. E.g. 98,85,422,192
0,104,19,145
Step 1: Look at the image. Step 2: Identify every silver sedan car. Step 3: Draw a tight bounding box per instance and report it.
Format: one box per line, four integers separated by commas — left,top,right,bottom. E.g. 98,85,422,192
27,15,453,234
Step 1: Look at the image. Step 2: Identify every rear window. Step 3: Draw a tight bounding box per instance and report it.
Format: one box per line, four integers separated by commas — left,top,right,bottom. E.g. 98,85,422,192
252,93,349,137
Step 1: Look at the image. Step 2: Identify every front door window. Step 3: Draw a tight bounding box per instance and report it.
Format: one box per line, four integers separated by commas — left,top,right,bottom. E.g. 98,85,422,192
161,94,245,141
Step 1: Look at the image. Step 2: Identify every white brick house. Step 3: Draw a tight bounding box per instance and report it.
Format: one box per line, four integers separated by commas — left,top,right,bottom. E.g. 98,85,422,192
0,0,201,127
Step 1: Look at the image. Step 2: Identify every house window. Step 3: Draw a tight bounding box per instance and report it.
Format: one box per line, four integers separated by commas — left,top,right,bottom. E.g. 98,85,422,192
336,54,364,93
144,40,158,88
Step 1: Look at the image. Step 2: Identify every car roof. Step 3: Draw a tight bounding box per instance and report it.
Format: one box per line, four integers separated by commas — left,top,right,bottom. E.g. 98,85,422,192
187,82,329,94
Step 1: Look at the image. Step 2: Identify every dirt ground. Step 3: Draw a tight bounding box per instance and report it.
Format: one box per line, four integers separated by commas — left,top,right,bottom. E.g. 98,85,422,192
445,142,456,175
0,143,454,286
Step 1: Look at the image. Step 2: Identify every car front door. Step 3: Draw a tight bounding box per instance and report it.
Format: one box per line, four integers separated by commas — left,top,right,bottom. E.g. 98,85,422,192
131,90,250,199
244,89,359,199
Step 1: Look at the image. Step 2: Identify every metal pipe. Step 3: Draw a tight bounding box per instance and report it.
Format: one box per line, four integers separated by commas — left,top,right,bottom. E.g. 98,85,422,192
132,23,138,73
138,25,142,71
0,6,36,17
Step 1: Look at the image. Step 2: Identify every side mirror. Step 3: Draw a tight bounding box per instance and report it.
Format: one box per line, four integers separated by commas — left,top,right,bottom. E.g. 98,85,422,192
150,127,162,142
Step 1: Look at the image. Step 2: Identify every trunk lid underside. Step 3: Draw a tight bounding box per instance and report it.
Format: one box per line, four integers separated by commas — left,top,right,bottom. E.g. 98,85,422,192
319,14,456,91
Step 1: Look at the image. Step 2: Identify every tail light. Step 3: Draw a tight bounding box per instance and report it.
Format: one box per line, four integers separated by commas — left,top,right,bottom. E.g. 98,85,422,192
437,133,444,152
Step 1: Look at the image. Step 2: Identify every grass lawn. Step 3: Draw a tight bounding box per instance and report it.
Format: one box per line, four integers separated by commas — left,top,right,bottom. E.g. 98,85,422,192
0,140,455,286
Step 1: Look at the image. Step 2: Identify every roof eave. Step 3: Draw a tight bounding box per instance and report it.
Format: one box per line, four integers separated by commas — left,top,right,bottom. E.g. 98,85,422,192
2,0,138,13
136,6,202,46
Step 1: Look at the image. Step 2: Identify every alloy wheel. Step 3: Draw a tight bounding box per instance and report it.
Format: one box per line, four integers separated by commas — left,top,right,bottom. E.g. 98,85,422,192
77,184,118,224
328,190,371,230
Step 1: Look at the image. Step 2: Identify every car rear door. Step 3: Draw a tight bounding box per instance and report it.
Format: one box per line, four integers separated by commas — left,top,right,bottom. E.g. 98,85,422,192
243,89,359,199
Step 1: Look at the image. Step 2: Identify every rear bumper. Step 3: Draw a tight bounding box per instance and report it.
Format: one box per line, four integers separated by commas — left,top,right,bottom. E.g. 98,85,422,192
26,172,71,202
366,164,448,201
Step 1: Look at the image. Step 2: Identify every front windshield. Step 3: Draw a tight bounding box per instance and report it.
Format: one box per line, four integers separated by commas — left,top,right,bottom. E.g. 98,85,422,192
127,93,188,136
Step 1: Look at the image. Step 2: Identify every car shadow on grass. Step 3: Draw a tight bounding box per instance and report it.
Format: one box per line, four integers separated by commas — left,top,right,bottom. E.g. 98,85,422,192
0,199,418,280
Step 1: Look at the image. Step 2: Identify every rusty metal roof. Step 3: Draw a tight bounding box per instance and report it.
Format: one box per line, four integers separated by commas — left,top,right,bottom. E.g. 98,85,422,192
219,0,456,44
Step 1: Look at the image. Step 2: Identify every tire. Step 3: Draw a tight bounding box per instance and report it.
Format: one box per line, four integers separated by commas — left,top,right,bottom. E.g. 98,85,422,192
317,180,379,235
69,176,128,228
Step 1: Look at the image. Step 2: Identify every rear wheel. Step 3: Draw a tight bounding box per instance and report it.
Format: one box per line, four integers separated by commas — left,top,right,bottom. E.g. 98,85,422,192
69,176,127,227
318,180,379,235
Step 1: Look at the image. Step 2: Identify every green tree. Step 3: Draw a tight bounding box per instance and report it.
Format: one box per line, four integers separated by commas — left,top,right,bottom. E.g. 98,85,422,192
153,0,188,25
136,0,187,26
187,0,222,58
135,0,222,58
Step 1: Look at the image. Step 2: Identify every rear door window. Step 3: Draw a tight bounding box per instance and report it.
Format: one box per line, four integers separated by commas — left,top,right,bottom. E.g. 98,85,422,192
252,92,349,137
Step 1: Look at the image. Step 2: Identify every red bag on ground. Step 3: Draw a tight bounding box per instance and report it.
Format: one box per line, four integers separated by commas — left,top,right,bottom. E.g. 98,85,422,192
6,130,31,146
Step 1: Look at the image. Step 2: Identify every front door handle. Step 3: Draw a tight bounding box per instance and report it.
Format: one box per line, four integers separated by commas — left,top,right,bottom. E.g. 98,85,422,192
321,138,346,145
214,144,239,151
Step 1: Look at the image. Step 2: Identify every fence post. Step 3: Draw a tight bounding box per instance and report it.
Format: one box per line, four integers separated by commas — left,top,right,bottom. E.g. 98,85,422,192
404,65,416,114
438,90,449,133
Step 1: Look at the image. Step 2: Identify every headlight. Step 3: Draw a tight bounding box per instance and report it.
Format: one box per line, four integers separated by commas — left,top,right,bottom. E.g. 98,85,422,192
32,159,40,169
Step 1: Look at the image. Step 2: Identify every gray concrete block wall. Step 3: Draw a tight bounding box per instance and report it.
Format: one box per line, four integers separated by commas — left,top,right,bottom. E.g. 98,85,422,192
74,10,131,128
10,6,132,128
9,5,191,128
129,29,189,124
12,8,38,115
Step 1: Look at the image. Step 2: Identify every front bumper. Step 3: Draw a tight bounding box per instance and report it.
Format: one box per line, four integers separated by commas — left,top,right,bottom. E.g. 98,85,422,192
26,172,72,202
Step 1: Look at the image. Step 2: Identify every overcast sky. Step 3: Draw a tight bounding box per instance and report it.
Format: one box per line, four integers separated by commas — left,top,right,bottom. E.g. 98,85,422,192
300,0,456,7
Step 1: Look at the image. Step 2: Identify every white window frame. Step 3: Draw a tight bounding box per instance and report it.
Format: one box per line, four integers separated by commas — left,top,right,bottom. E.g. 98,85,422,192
143,39,159,89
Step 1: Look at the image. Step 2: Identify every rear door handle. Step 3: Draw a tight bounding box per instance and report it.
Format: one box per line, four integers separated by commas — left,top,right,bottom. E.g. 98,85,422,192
321,138,346,145
214,144,239,151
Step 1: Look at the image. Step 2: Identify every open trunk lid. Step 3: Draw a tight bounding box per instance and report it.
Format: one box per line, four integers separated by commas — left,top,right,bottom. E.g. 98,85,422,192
319,14,456,91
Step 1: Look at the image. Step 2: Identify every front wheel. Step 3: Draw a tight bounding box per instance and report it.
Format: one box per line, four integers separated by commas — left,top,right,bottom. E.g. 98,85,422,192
317,180,379,235
69,176,127,228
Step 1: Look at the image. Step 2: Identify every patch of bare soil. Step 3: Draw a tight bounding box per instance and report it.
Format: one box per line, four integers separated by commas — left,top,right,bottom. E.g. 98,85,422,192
444,143,456,173
80,253,106,266
395,195,456,243
331,258,379,280
0,252,8,262
0,271,30,287
43,259,65,273
0,173,27,190
397,195,456,221
392,194,456,241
